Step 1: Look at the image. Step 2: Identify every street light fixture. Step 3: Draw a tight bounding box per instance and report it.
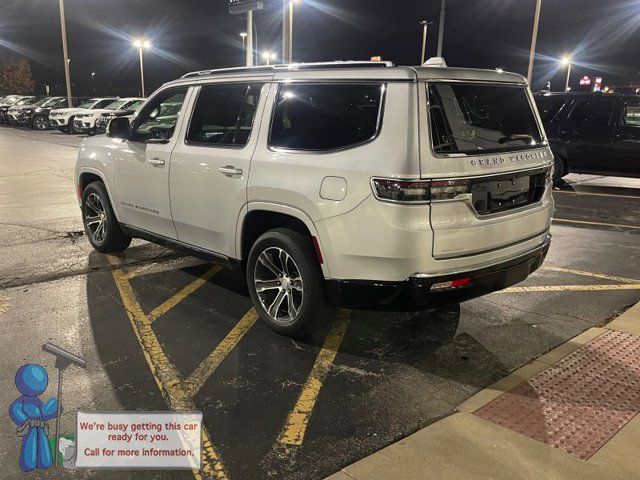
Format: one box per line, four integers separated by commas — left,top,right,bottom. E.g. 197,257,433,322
561,55,572,92
262,51,277,66
133,38,152,97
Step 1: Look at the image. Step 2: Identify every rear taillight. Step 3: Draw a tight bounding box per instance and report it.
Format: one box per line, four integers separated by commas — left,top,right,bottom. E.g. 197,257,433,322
429,179,471,201
371,178,430,203
371,177,471,203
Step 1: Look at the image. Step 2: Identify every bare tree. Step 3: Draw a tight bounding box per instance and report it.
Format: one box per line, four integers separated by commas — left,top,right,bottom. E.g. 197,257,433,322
0,58,36,95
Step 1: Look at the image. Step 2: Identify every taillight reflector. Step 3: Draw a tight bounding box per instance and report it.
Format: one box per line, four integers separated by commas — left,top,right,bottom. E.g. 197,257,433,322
430,277,472,290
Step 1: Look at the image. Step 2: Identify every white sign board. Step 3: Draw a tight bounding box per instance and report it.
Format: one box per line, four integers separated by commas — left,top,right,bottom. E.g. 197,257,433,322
75,411,202,469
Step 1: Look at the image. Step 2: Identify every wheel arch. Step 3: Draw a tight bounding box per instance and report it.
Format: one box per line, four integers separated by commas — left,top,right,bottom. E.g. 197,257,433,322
77,167,120,221
236,203,331,278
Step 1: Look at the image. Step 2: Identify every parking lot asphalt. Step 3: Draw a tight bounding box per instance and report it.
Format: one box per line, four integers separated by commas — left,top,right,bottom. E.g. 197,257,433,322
1,126,639,480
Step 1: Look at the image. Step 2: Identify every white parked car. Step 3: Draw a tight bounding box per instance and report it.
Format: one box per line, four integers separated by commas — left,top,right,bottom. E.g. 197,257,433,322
75,60,553,336
74,97,145,135
50,98,117,133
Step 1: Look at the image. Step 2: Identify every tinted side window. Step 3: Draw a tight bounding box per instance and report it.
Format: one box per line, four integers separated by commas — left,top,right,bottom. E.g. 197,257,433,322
569,100,614,126
186,83,262,146
534,96,567,122
131,87,188,142
94,99,115,109
270,83,384,151
623,103,640,126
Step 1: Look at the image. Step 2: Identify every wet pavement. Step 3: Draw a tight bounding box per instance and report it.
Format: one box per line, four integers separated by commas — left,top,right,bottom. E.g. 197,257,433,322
1,126,639,479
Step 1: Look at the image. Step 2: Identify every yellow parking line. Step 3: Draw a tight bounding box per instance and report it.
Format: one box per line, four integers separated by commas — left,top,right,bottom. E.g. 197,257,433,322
553,190,640,200
501,284,640,293
541,266,640,284
278,310,351,447
553,218,640,230
148,265,223,323
0,295,10,315
185,308,259,396
109,259,229,480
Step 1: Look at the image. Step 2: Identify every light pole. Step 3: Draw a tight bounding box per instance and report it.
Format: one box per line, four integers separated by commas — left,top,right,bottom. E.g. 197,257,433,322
527,0,543,85
282,0,298,64
420,20,433,65
437,0,445,57
91,72,96,95
133,39,151,97
57,0,73,107
561,56,572,92
240,32,247,65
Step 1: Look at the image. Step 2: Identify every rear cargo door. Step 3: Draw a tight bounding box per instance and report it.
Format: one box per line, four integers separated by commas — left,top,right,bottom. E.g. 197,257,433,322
420,82,553,259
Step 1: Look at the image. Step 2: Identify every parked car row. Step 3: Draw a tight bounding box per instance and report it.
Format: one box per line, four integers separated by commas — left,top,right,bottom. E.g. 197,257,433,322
0,95,144,134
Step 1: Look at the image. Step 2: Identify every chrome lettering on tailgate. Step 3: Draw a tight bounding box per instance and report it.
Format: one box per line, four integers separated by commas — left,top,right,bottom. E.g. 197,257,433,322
470,150,548,167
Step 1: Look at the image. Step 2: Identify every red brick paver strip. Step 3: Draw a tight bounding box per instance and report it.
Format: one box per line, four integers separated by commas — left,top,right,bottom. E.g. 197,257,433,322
475,330,640,460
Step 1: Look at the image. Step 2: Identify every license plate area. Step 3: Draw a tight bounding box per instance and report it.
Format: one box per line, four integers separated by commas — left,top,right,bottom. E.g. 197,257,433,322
470,169,546,216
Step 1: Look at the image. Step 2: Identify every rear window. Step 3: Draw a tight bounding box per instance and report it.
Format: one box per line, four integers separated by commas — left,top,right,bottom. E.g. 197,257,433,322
534,96,567,122
428,83,543,155
269,83,384,151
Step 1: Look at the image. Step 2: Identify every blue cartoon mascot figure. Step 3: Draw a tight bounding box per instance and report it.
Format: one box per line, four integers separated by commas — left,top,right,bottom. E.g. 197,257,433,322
9,364,59,472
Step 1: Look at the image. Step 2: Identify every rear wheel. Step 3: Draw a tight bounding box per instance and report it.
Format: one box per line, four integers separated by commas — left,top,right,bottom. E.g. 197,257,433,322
552,154,567,187
247,228,333,336
81,182,132,253
32,115,49,130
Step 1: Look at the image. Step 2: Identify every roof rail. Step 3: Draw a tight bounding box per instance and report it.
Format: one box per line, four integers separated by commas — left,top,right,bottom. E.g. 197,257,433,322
283,60,394,70
181,66,275,78
180,60,394,79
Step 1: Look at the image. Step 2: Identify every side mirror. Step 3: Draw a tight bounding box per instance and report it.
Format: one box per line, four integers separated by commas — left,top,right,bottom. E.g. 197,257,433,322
107,117,130,139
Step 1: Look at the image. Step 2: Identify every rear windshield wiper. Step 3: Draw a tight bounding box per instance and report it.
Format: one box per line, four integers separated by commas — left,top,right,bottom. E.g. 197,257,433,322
498,133,534,144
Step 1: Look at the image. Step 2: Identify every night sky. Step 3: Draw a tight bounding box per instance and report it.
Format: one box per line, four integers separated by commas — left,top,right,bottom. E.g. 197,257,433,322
1,0,639,97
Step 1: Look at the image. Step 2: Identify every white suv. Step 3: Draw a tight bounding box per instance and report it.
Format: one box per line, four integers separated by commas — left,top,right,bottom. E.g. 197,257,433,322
50,98,117,133
73,98,145,135
75,61,553,335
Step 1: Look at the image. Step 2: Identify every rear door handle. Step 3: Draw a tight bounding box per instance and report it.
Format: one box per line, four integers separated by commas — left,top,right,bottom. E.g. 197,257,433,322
218,165,243,176
148,157,165,166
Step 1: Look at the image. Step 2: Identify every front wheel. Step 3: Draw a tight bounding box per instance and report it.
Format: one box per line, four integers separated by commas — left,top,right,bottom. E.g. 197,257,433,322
81,182,132,253
32,115,49,130
247,228,333,336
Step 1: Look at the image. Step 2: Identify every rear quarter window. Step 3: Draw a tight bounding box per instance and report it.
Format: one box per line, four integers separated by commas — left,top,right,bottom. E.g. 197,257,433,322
269,83,384,151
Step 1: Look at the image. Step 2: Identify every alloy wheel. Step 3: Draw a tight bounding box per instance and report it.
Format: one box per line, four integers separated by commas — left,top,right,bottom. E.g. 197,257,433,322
84,193,107,244
34,117,48,130
253,247,304,325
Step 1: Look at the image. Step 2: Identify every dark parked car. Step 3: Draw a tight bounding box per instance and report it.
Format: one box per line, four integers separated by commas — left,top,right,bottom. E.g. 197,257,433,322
18,97,87,130
534,92,640,184
0,96,37,124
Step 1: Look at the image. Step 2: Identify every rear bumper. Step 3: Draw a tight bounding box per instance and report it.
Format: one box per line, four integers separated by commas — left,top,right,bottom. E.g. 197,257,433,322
325,235,551,310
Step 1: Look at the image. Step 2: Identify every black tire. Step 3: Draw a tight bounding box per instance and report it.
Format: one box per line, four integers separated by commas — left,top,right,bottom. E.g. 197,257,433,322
32,115,49,130
552,154,567,187
68,116,78,134
81,181,132,253
247,228,333,336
